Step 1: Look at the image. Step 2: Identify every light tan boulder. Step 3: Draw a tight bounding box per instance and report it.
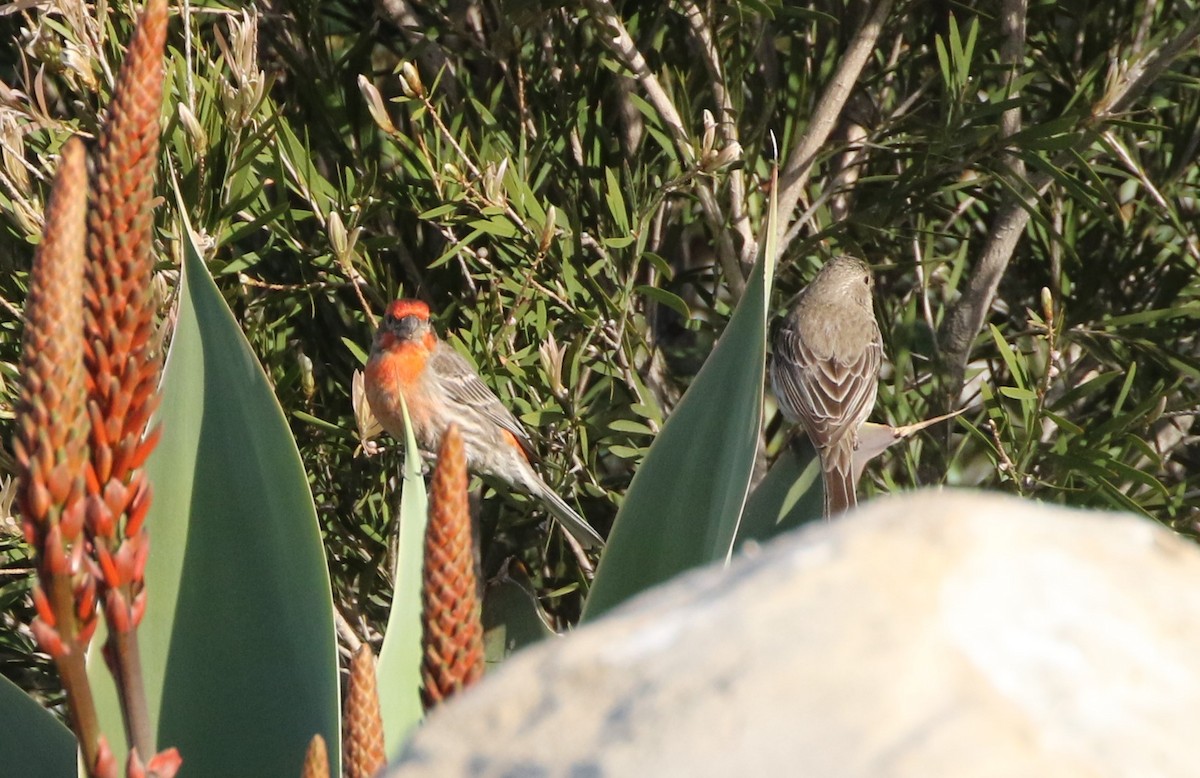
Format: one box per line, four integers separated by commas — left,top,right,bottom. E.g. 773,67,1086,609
388,490,1200,777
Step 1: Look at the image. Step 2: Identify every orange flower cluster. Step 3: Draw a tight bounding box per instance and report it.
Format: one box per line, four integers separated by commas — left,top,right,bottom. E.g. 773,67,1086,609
11,0,178,774
420,424,486,709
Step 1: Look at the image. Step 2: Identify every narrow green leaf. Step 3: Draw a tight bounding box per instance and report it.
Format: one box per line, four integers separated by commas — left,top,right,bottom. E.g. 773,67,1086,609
1100,303,1200,328
504,164,544,222
934,35,952,92
607,418,656,435
642,251,673,278
1094,474,1151,516
626,93,663,129
1056,370,1120,406
1104,457,1168,496
643,125,678,160
630,402,666,426
430,230,482,268
637,285,691,319
1113,361,1137,415
1069,148,1125,216
948,15,964,81
1044,411,1084,435
1007,114,1080,144
418,203,458,220
293,410,354,437
1123,432,1164,469
343,336,370,366
604,168,629,233
961,17,979,78
467,216,517,238
999,386,1038,401
988,324,1027,390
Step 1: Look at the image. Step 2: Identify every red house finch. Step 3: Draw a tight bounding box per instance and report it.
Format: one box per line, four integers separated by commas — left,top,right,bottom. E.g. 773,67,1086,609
365,299,604,549
771,256,883,518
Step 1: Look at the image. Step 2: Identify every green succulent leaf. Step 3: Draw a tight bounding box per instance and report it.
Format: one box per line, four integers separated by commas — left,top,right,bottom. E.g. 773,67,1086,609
482,563,557,666
89,218,340,775
377,396,429,756
0,674,75,776
581,171,779,622
735,440,824,550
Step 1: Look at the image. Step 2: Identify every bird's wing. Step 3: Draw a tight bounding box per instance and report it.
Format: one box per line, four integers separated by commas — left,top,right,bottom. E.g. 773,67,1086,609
429,344,538,460
772,322,882,449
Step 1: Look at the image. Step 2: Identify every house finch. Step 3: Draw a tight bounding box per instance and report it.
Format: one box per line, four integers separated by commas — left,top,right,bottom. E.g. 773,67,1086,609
771,256,883,518
365,299,604,549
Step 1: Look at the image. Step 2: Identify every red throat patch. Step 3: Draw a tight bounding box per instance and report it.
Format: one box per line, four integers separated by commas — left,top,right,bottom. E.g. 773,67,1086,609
373,340,429,388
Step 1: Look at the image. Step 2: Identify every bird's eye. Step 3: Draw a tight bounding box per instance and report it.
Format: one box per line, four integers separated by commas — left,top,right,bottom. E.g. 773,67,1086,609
863,274,870,284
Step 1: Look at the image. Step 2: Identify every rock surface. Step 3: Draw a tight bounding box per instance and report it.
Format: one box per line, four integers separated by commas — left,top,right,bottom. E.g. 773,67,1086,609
388,490,1200,777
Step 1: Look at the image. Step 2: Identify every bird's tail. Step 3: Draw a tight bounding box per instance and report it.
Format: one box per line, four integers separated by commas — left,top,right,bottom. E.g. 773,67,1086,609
536,483,605,549
821,438,857,519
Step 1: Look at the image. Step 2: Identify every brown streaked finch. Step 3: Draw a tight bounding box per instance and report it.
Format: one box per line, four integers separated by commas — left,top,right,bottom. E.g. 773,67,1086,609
771,256,883,518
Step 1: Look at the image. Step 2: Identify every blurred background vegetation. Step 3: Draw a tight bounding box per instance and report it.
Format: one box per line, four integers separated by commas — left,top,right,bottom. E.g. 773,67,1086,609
1,0,1197,705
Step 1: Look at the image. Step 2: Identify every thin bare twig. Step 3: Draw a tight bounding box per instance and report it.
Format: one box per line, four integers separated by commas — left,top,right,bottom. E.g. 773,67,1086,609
911,237,937,345
986,418,1021,489
775,0,895,258
372,0,459,101
1131,0,1160,58
828,109,870,223
939,12,1200,395
335,606,364,654
583,0,746,298
678,0,755,266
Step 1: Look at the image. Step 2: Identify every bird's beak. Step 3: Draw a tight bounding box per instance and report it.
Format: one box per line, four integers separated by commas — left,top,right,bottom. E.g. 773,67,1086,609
393,314,423,340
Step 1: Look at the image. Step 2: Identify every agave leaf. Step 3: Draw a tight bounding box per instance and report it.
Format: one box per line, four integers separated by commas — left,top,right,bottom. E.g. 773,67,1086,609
734,438,824,549
482,561,557,665
581,170,779,621
89,215,340,775
0,674,75,776
376,395,429,756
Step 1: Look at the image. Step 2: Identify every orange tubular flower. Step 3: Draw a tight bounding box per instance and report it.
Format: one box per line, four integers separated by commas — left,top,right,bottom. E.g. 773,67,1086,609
343,644,386,778
420,424,485,709
13,137,96,748
81,0,169,764
83,0,166,553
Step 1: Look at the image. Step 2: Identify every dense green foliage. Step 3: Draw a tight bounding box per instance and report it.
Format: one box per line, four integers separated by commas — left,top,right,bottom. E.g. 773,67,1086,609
1,0,1198,701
